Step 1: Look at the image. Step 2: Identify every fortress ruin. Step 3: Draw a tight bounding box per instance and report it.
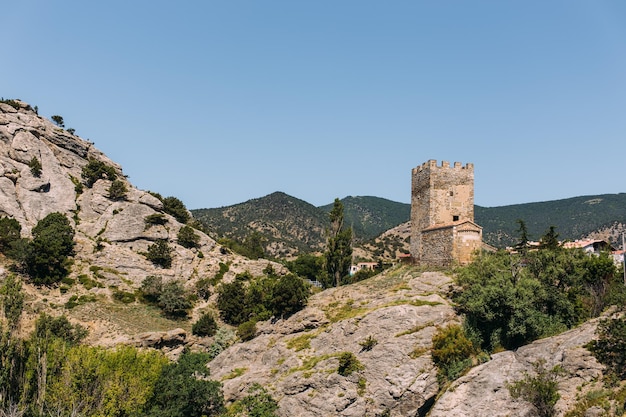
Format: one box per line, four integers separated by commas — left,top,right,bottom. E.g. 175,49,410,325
410,160,483,266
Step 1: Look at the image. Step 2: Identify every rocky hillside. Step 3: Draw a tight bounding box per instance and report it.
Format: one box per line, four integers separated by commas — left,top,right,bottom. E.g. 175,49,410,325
207,265,611,417
0,99,280,343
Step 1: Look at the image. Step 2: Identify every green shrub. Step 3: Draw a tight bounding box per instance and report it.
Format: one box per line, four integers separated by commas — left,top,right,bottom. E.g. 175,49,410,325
359,335,378,352
162,196,190,224
195,277,212,300
34,312,87,345
145,239,172,268
0,216,21,252
217,280,248,325
177,225,200,249
270,274,310,318
108,179,128,201
431,324,475,382
337,351,363,376
587,316,626,380
507,359,562,417
145,213,167,228
25,212,75,285
51,115,64,127
113,289,136,304
28,156,42,177
227,383,278,417
237,320,257,342
192,312,218,337
158,280,192,317
81,158,117,187
140,275,163,302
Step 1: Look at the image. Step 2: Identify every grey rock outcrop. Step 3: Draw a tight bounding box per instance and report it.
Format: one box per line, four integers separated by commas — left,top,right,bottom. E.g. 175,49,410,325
0,100,285,341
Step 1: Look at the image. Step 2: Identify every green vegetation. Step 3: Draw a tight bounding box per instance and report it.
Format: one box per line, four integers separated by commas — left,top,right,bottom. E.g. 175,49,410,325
107,179,128,200
192,312,218,337
225,383,279,417
507,360,563,417
358,335,378,352
431,324,476,383
145,239,173,268
139,276,193,318
217,272,310,328
336,351,364,376
587,315,626,380
29,156,42,177
323,198,353,288
177,224,200,248
162,196,190,224
237,320,257,341
453,245,625,351
218,232,266,259
22,212,75,285
0,216,21,252
51,114,64,127
145,213,167,227
81,158,117,187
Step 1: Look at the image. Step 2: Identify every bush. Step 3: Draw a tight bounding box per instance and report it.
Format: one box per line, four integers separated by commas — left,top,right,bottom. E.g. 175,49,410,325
145,213,167,228
431,324,475,382
108,179,128,201
587,315,626,380
28,156,42,177
337,351,364,376
25,212,75,285
217,280,248,325
140,275,163,302
237,320,257,342
177,225,200,249
51,115,64,127
163,196,190,224
81,158,117,187
507,359,562,417
270,274,310,318
359,335,378,352
34,312,87,345
227,383,279,417
192,312,218,337
0,216,21,252
158,280,192,317
145,239,172,268
195,277,212,300
113,289,136,304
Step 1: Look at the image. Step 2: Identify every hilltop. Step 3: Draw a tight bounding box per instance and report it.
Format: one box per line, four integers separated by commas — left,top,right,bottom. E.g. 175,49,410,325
192,193,626,260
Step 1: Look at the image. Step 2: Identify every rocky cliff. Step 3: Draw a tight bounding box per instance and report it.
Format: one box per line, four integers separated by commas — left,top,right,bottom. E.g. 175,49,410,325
0,100,282,343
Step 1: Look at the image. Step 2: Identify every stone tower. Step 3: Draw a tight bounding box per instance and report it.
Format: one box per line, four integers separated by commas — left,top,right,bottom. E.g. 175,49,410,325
410,160,482,266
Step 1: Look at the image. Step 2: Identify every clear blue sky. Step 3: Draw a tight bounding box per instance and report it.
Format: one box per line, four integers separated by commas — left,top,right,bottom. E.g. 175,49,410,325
3,1,626,209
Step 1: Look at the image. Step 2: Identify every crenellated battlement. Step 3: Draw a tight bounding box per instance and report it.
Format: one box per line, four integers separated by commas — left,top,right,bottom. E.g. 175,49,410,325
412,159,473,175
410,158,481,266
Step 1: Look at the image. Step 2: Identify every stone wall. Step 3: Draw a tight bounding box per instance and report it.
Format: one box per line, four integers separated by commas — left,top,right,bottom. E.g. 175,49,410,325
410,160,475,264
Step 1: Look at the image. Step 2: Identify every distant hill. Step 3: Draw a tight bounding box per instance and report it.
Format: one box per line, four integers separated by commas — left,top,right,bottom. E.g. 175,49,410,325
192,192,626,259
192,193,410,257
475,193,626,248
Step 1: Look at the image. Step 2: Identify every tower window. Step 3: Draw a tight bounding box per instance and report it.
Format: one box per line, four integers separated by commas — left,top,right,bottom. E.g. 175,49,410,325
449,191,454,196
453,215,459,221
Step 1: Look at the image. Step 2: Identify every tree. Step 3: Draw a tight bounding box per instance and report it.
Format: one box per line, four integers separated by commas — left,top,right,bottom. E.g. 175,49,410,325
140,275,163,302
192,312,218,337
539,226,560,250
25,213,75,285
107,179,127,201
507,360,562,417
515,219,530,253
177,225,200,249
0,217,21,252
0,274,24,332
163,197,190,224
323,199,353,288
28,156,42,178
148,351,225,417
217,279,248,325
270,275,310,318
226,383,279,417
158,281,192,317
587,315,626,379
81,158,117,187
145,239,172,268
51,115,64,127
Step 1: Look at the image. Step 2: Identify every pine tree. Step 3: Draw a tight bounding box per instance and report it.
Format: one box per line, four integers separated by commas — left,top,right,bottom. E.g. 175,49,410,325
323,199,352,288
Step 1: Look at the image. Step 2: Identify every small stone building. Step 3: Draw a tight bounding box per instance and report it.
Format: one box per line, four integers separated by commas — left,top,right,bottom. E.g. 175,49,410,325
410,160,482,266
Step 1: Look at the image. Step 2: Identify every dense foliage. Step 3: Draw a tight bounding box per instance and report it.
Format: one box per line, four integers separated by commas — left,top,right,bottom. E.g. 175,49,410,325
323,198,353,288
177,224,201,248
217,272,310,328
507,360,562,417
81,158,117,187
23,212,75,285
431,324,476,383
107,179,128,200
163,196,191,224
587,315,626,380
0,216,21,252
454,247,625,351
145,239,173,268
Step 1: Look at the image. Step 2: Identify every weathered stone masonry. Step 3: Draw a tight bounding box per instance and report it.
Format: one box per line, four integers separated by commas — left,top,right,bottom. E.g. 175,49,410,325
410,160,482,266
